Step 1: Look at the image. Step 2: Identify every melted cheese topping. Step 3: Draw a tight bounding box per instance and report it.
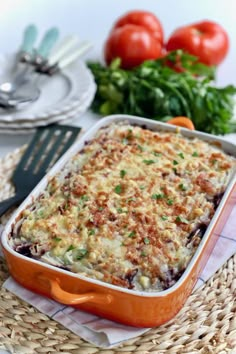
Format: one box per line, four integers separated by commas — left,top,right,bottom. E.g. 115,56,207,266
12,122,236,291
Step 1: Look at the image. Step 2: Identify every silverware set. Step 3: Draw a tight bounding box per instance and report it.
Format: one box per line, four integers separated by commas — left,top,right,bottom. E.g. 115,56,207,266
0,24,92,110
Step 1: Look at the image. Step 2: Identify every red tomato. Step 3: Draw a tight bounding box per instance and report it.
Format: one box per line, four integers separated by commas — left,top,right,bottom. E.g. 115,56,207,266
113,10,164,45
166,21,229,66
104,24,163,69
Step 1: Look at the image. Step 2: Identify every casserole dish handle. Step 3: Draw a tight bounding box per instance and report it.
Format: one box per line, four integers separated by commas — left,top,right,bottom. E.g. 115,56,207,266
38,274,113,305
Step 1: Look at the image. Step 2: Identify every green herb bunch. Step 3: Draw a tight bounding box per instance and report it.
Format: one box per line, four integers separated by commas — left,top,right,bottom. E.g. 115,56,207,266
88,50,236,135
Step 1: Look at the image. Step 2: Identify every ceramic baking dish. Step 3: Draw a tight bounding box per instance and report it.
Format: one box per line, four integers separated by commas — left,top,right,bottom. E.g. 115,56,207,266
1,114,236,328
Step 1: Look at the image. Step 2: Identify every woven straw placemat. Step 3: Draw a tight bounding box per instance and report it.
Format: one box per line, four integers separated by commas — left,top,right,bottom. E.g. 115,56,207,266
0,147,236,354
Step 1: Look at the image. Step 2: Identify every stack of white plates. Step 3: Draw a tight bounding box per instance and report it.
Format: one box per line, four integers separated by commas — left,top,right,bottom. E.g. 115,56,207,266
0,54,96,134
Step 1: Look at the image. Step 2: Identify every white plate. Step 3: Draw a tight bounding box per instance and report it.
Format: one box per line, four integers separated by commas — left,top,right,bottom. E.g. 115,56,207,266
0,112,79,135
0,83,96,134
0,82,96,130
0,53,96,122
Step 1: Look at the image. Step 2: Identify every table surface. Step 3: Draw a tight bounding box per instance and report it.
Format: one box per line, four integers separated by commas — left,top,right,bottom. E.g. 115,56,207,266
0,0,236,158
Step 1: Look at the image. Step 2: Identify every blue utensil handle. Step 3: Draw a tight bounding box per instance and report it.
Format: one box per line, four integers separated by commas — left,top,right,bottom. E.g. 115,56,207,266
0,192,27,217
20,24,38,54
37,27,59,59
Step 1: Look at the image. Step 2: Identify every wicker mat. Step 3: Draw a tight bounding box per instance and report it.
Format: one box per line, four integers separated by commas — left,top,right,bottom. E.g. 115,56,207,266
0,148,236,354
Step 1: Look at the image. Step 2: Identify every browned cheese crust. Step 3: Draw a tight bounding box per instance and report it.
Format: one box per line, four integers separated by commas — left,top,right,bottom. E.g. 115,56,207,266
11,123,236,291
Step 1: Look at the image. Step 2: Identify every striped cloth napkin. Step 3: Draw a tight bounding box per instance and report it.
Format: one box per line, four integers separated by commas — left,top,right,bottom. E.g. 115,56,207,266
2,135,236,349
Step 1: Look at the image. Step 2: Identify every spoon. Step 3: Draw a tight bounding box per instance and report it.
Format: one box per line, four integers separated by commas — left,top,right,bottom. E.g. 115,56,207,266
0,82,40,110
0,24,38,97
0,40,92,111
0,27,59,108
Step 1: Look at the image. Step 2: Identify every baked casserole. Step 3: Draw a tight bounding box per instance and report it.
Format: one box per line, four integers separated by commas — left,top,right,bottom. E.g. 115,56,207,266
10,122,236,292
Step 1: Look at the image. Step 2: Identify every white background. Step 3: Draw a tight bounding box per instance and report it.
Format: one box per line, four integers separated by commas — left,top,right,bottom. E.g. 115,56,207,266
0,0,235,157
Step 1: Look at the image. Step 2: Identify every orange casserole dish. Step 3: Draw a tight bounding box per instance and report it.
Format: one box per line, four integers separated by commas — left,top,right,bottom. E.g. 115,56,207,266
1,114,236,327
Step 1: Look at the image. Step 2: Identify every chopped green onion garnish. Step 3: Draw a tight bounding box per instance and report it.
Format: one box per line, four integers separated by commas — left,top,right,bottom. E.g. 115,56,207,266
143,159,155,165
192,151,198,157
117,207,127,214
89,229,96,235
114,185,122,194
67,245,75,252
144,237,150,244
178,152,185,159
167,199,174,205
161,215,168,220
153,151,161,156
54,237,62,242
141,251,147,257
137,144,144,152
127,197,136,202
120,170,127,178
77,249,88,260
81,195,89,201
175,216,189,224
140,185,145,190
173,160,179,165
128,231,136,238
122,138,128,145
151,193,164,200
179,183,187,191
38,210,44,217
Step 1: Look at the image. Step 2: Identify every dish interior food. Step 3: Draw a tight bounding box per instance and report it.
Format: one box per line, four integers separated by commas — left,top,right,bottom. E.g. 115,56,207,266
9,122,236,292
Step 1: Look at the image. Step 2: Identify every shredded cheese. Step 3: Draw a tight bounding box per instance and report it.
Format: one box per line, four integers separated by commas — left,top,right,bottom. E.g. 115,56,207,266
11,122,236,291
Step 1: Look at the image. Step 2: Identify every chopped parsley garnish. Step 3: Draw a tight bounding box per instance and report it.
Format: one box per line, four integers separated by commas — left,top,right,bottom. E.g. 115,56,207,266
161,215,168,220
153,151,161,156
77,249,88,260
192,151,199,157
173,160,179,165
114,184,122,194
80,195,89,202
117,207,128,214
137,144,144,151
120,170,127,178
144,237,150,244
143,159,155,165
175,216,189,224
151,193,164,200
173,167,177,174
67,245,76,252
127,197,136,202
128,231,136,238
54,237,62,242
89,229,96,235
179,183,187,191
167,199,174,205
178,152,185,159
37,210,45,217
141,251,147,257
